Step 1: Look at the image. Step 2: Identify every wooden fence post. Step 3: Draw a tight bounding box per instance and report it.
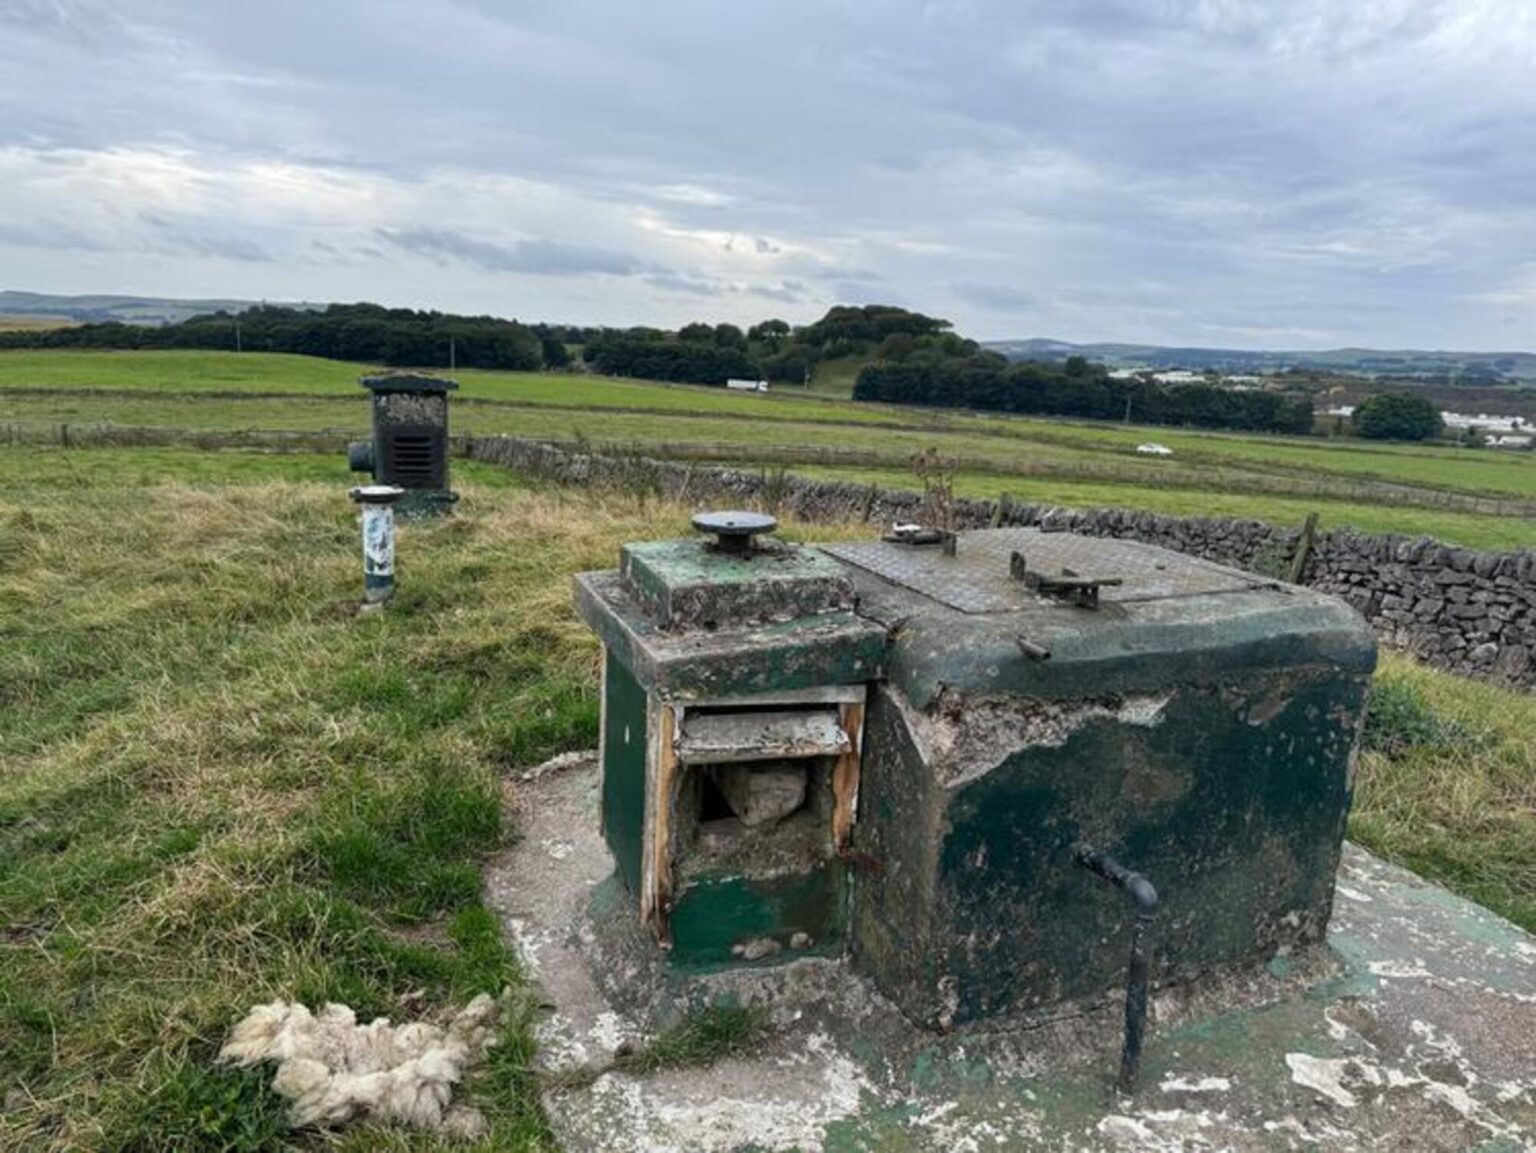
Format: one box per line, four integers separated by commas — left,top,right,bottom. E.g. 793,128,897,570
1288,512,1319,584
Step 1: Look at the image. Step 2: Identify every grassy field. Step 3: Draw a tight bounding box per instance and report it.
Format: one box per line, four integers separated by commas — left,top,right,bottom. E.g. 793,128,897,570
2,349,1536,550
793,465,1536,550
0,350,911,426
804,352,873,395
1,445,1532,1151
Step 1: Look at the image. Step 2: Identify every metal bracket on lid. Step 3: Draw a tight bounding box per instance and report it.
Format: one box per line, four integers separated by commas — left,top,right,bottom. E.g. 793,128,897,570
1010,550,1122,609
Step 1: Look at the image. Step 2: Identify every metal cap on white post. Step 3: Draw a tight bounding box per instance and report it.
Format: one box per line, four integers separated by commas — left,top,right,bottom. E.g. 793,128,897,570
349,484,406,605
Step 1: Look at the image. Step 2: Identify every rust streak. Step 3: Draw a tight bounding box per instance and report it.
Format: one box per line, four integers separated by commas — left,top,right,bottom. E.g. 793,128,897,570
642,703,679,946
832,701,865,850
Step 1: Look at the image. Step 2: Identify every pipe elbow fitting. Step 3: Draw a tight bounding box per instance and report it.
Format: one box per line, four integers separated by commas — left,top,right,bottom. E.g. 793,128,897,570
1126,874,1159,918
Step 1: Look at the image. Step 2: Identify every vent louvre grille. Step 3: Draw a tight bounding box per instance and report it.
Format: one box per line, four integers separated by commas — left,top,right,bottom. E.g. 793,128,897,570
389,433,437,486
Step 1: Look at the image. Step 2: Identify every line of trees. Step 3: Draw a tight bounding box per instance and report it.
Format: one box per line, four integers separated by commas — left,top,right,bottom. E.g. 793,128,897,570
0,301,962,386
582,305,959,386
582,334,761,385
855,357,1315,434
0,303,548,371
2,298,1323,435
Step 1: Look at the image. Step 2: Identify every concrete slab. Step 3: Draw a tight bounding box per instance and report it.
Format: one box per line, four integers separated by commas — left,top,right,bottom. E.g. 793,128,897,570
486,755,1536,1152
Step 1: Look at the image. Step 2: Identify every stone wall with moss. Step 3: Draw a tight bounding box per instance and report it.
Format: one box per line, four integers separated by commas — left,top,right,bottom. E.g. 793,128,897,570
463,435,1536,686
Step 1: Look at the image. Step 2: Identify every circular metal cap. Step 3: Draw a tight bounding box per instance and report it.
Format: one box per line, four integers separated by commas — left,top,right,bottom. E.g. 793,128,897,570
693,510,777,555
349,484,407,505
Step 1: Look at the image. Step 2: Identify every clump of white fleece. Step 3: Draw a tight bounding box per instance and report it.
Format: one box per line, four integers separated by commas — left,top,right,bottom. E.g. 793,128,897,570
219,992,504,1135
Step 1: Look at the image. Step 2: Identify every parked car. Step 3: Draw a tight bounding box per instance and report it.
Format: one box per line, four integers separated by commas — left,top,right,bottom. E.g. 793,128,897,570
1136,442,1174,456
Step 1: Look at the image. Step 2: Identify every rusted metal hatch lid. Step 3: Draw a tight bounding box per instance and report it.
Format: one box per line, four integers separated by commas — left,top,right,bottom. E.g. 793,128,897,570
822,528,1271,613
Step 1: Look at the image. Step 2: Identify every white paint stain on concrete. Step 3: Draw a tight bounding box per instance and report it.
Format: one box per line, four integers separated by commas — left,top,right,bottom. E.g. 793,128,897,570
540,837,575,861
1096,1108,1218,1152
579,1030,873,1152
1286,1052,1362,1108
1368,959,1433,978
1159,1074,1231,1093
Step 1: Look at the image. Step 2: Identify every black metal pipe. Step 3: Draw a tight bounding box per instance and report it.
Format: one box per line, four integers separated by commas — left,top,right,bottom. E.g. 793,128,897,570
1073,843,1159,1093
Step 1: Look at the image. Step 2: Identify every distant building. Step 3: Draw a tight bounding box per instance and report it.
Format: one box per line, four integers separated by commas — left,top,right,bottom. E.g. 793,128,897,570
726,378,769,393
1488,434,1533,449
1442,411,1524,433
1107,368,1213,385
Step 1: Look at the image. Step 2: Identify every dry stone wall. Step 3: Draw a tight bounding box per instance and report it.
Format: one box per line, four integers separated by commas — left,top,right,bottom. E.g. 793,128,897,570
463,435,1536,687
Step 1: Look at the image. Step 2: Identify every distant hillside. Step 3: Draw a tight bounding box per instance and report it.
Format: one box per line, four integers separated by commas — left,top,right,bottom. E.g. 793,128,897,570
0,291,322,327
987,338,1536,385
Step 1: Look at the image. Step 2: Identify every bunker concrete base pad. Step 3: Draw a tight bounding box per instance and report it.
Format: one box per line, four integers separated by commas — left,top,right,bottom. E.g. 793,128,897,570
487,756,1536,1152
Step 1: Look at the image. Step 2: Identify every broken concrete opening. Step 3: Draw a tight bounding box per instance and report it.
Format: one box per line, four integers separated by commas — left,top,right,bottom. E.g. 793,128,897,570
572,515,1378,1078
673,704,846,882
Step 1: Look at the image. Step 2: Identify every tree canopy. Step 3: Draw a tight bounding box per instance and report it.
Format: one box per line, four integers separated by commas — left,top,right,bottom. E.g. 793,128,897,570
0,303,546,371
855,358,1314,434
1352,393,1443,441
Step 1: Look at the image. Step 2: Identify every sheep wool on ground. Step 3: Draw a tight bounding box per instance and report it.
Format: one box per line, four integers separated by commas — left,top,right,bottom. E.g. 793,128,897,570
219,991,505,1136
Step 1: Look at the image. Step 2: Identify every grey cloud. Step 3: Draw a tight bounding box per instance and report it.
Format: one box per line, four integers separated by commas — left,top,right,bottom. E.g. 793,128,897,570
644,272,719,297
170,234,272,263
0,0,124,46
0,216,268,262
377,228,649,277
0,220,110,251
951,282,1038,312
745,283,805,304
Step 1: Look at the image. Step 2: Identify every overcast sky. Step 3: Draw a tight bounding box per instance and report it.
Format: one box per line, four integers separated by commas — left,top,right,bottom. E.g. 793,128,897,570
4,1,1536,347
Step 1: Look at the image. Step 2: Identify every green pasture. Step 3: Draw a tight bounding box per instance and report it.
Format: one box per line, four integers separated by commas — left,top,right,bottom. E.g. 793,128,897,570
3,348,1536,549
793,465,1535,551
0,349,913,427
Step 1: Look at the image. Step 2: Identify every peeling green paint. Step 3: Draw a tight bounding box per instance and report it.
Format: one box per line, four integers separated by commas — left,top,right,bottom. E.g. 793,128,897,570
852,671,1371,1027
601,650,648,897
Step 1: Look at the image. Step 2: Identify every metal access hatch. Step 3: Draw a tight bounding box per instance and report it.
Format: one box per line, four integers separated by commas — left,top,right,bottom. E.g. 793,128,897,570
821,528,1273,614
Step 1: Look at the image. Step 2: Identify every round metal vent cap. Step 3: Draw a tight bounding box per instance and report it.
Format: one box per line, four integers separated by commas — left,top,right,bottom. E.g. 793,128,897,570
693,510,777,554
349,484,407,505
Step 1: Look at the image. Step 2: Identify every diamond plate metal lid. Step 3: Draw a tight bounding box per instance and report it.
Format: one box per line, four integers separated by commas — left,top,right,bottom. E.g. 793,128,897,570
822,528,1269,614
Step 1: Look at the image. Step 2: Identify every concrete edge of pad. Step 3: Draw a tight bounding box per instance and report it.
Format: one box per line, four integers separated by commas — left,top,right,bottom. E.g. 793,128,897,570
486,754,1536,1153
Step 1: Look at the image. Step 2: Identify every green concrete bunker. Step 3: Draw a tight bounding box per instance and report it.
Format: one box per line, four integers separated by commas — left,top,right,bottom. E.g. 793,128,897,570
573,514,1374,1046
482,513,1536,1148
